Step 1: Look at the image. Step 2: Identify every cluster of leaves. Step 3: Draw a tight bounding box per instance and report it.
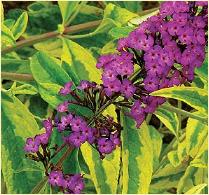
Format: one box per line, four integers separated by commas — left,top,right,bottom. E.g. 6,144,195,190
1,1,208,194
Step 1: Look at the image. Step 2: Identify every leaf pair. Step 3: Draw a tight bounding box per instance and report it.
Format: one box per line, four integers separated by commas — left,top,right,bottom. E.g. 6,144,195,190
2,11,28,47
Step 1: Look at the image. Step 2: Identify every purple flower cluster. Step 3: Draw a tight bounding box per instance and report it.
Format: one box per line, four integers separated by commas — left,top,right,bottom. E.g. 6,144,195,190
52,79,122,157
57,113,95,147
96,1,208,127
55,107,121,156
24,79,121,161
48,171,84,194
97,52,136,98
24,118,53,153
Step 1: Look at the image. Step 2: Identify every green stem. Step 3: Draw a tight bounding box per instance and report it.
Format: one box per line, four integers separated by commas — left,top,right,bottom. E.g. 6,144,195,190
88,96,119,125
158,126,171,134
154,134,186,177
33,115,43,122
146,114,152,124
160,133,185,160
2,20,101,55
129,67,141,81
161,104,208,124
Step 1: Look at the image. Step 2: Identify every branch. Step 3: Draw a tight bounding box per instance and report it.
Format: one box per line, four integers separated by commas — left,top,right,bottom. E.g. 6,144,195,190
97,1,106,9
55,145,74,168
2,20,102,55
50,143,67,160
1,72,34,81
